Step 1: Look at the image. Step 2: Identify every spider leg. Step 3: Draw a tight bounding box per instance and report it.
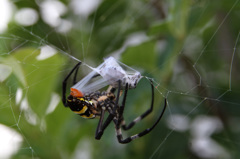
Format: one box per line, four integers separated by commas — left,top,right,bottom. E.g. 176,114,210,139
95,110,114,140
120,78,155,130
116,83,128,128
95,108,106,138
62,62,81,107
115,98,167,144
95,80,121,140
73,63,80,85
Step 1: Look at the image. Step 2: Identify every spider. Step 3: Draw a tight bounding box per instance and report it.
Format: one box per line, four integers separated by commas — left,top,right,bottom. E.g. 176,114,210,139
62,61,167,144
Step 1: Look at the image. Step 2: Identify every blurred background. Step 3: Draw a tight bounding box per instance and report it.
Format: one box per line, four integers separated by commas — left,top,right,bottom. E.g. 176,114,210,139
0,0,240,158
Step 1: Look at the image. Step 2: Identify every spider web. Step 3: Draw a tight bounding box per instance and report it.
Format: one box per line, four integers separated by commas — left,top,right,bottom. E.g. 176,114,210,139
0,0,240,159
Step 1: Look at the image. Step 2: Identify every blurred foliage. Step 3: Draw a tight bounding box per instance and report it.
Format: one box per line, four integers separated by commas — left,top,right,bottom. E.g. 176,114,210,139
0,0,240,159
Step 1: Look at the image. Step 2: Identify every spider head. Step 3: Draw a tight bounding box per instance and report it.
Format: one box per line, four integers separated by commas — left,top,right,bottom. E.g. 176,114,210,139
67,88,96,119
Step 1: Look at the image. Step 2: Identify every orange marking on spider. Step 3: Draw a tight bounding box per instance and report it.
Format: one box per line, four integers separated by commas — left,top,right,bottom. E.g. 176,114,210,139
70,88,84,97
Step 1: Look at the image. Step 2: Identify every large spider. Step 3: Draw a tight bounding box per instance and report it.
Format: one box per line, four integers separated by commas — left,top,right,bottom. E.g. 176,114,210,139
62,61,167,144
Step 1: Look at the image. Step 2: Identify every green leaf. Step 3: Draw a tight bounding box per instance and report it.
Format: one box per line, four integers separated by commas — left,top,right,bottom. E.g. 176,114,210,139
168,0,191,39
0,56,27,87
121,41,157,72
148,20,171,36
12,48,66,117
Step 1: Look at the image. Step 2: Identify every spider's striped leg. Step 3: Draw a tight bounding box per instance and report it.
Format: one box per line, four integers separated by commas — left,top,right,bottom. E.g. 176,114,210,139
116,83,128,128
115,98,167,144
62,62,81,107
95,80,121,140
120,79,155,130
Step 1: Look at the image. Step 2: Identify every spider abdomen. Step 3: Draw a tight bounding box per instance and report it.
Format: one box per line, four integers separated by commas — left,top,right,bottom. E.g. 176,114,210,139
67,96,96,119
